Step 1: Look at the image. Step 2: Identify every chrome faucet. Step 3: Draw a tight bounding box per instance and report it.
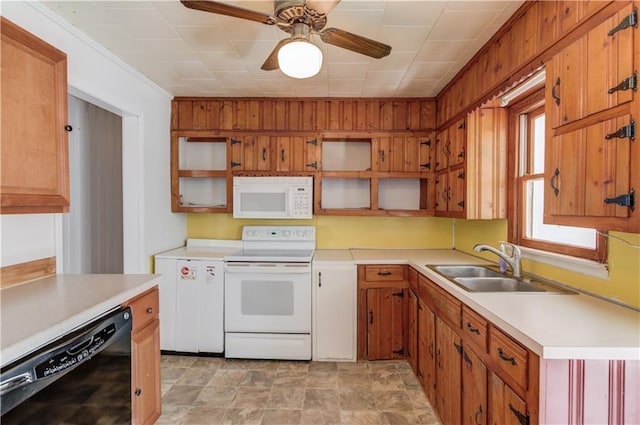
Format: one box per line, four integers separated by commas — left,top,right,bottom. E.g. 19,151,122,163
474,241,522,278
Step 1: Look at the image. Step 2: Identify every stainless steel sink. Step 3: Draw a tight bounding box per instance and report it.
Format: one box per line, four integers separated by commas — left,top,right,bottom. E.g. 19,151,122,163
427,264,576,294
453,277,546,293
432,265,503,278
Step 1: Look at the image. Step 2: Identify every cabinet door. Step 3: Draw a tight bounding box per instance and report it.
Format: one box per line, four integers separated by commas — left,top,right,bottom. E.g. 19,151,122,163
313,265,357,361
449,167,466,214
366,287,405,360
435,128,449,171
418,133,434,174
435,171,449,213
417,299,437,404
462,346,488,425
489,373,528,425
546,114,634,228
449,117,467,168
407,289,418,374
229,135,271,171
547,37,584,128
132,320,161,425
435,317,462,425
1,17,70,214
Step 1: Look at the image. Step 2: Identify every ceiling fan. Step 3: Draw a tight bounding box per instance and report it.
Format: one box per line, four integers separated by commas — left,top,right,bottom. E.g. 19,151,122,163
180,0,392,77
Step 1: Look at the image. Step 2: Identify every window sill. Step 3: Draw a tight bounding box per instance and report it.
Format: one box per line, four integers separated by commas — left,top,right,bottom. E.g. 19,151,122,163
519,246,609,279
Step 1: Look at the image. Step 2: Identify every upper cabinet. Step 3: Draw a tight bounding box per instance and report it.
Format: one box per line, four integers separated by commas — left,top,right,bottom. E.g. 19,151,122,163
435,108,508,219
546,4,636,129
1,18,70,214
544,3,639,233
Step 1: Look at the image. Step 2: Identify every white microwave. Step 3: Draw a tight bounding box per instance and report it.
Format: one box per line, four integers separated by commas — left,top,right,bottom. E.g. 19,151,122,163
233,176,313,219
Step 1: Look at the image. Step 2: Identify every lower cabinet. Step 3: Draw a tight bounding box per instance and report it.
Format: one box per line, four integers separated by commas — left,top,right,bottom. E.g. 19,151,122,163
312,262,357,361
406,289,419,374
489,373,528,425
417,298,436,403
125,287,161,425
357,265,408,360
435,317,462,425
462,346,488,425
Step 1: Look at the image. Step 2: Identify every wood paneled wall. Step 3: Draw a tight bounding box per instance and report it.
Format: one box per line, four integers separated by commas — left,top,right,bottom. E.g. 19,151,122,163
437,0,616,127
172,98,436,132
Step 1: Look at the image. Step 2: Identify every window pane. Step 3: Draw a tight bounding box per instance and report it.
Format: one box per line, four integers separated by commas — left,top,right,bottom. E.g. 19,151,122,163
532,114,545,174
525,179,596,249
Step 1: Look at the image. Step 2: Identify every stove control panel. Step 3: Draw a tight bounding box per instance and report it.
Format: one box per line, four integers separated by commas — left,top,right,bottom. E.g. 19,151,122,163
242,226,315,242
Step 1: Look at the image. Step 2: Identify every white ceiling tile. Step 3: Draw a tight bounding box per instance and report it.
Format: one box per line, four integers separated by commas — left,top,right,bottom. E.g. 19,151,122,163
233,39,282,62
174,26,235,51
325,9,384,40
405,61,456,80
255,79,295,94
366,52,416,72
377,26,431,52
381,1,447,27
428,10,497,41
294,86,330,97
334,1,386,11
329,79,365,94
78,24,142,51
152,1,223,26
325,44,375,63
327,62,369,79
365,70,405,85
95,1,153,9
214,70,259,87
135,39,200,61
42,2,118,27
245,63,289,79
445,1,508,11
199,51,250,72
170,62,214,79
361,86,399,97
415,40,469,62
184,78,226,92
99,7,180,39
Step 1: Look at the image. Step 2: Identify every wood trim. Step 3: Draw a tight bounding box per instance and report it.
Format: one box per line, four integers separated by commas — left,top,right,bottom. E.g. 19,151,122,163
0,257,56,288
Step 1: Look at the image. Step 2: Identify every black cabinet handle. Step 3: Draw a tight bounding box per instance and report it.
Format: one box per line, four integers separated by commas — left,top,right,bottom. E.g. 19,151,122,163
369,311,374,325
135,388,142,396
497,347,517,366
262,147,267,161
146,307,153,314
380,150,386,162
318,271,322,287
281,148,285,162
466,322,480,335
377,271,392,276
550,168,560,196
509,403,530,425
551,77,561,105
474,405,484,425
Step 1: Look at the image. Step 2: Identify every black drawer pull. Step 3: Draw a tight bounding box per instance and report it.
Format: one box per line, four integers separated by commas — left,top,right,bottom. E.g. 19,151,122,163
466,322,480,335
377,271,392,276
551,77,561,105
497,347,517,366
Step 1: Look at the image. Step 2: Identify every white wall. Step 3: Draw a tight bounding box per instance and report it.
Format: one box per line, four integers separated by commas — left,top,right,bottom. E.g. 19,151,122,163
0,2,186,273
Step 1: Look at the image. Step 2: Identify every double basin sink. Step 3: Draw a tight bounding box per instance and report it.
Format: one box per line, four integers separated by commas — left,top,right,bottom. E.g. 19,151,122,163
428,265,574,294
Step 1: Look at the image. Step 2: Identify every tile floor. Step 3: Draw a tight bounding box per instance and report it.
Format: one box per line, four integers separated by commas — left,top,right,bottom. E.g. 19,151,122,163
158,355,441,425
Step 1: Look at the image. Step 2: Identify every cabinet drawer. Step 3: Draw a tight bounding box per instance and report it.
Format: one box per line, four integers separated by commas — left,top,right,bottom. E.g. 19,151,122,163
489,327,528,388
358,265,408,287
126,287,159,332
420,277,460,328
462,306,488,352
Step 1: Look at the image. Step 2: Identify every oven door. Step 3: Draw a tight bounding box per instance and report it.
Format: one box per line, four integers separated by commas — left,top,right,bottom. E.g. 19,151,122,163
224,262,311,333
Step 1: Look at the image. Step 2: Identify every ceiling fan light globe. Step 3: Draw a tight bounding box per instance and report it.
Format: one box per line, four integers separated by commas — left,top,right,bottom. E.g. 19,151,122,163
278,40,323,79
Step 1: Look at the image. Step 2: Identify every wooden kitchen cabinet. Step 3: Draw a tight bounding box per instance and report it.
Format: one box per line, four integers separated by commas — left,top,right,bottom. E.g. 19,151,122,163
417,298,437,404
489,372,529,425
125,287,161,425
374,135,433,173
547,3,636,129
357,265,407,360
171,134,228,212
435,316,462,425
274,135,320,172
407,289,418,374
312,262,357,361
435,107,507,219
1,17,70,214
462,345,488,425
230,135,272,171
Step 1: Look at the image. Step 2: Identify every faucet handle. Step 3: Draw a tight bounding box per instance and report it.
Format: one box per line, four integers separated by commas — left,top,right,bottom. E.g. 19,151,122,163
499,241,521,257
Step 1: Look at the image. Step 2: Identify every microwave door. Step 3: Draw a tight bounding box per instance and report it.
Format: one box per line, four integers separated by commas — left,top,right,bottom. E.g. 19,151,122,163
233,188,290,218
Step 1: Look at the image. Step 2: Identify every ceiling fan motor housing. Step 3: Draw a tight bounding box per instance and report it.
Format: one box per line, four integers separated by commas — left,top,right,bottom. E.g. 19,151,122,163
274,0,327,32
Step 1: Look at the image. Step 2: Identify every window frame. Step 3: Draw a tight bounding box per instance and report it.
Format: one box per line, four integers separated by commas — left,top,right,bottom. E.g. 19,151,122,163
506,89,606,262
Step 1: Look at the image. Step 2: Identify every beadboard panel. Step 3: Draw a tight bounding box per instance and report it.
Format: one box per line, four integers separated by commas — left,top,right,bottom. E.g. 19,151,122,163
172,98,436,132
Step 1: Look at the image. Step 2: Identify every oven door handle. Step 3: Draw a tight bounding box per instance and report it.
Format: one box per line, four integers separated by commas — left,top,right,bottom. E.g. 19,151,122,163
225,263,311,274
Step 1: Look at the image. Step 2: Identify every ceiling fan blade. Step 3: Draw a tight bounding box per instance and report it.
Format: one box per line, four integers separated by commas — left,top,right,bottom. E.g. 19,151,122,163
305,0,341,16
180,0,274,25
320,28,391,59
261,38,294,71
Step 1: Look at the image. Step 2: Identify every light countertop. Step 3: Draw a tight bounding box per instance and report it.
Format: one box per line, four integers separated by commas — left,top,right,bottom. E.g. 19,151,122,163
1,274,158,366
314,248,640,361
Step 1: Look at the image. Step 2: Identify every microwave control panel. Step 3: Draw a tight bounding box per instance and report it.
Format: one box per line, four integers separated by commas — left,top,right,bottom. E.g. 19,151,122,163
292,187,312,218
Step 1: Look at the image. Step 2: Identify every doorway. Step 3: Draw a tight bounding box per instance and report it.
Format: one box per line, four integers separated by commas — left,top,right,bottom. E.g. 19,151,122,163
63,95,123,273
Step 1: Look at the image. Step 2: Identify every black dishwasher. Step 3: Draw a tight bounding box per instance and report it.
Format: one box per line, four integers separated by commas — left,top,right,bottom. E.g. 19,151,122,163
1,306,133,424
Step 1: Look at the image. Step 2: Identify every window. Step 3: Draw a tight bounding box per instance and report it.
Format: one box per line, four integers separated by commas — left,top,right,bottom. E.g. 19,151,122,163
508,90,605,261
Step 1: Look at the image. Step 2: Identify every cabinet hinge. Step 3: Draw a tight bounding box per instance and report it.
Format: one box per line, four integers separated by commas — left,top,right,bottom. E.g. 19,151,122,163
230,138,241,145
420,139,432,147
306,161,318,169
453,342,463,355
457,171,465,179
457,200,465,208
608,7,637,37
393,348,404,355
462,350,472,366
604,188,635,211
457,150,465,159
509,404,530,425
608,71,638,94
392,291,404,298
605,119,635,141
458,121,466,130
306,138,317,146
420,162,431,170
230,161,242,168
